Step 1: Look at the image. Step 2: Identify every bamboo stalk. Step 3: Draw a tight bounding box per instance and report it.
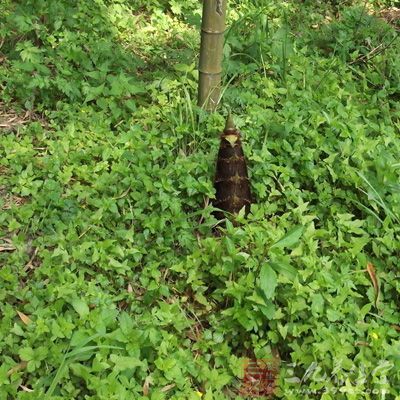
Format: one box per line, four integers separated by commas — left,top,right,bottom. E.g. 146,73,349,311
198,0,227,111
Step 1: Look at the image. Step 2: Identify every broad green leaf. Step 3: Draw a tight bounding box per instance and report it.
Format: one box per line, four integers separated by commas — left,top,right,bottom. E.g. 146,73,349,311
19,347,34,361
70,298,89,318
271,225,304,249
213,332,224,344
278,323,288,339
327,308,342,322
311,293,324,316
258,301,276,319
269,260,298,280
85,84,105,103
259,263,277,299
119,312,134,335
110,355,142,372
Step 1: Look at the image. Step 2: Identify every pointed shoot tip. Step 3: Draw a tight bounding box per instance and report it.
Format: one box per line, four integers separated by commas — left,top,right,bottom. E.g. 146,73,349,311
225,113,235,131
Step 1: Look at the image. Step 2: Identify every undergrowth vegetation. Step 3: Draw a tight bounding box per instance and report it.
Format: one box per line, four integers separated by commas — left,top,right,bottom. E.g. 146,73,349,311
0,0,399,399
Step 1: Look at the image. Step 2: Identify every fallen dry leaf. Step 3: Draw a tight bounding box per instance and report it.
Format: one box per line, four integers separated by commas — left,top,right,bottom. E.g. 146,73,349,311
160,383,175,393
19,385,34,392
7,362,28,376
25,247,39,271
1,194,27,210
391,325,400,332
17,311,32,325
0,245,15,252
0,238,16,252
0,101,47,130
355,341,370,347
366,262,380,308
142,375,153,396
379,7,400,27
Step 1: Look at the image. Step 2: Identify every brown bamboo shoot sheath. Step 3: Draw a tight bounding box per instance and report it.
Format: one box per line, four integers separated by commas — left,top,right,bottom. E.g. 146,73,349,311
198,0,227,111
214,115,252,220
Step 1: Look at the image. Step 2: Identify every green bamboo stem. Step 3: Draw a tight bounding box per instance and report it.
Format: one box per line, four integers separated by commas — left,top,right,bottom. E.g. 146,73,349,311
198,0,227,111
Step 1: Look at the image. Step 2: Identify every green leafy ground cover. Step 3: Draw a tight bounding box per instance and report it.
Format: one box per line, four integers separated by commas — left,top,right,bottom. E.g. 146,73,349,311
0,0,399,398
